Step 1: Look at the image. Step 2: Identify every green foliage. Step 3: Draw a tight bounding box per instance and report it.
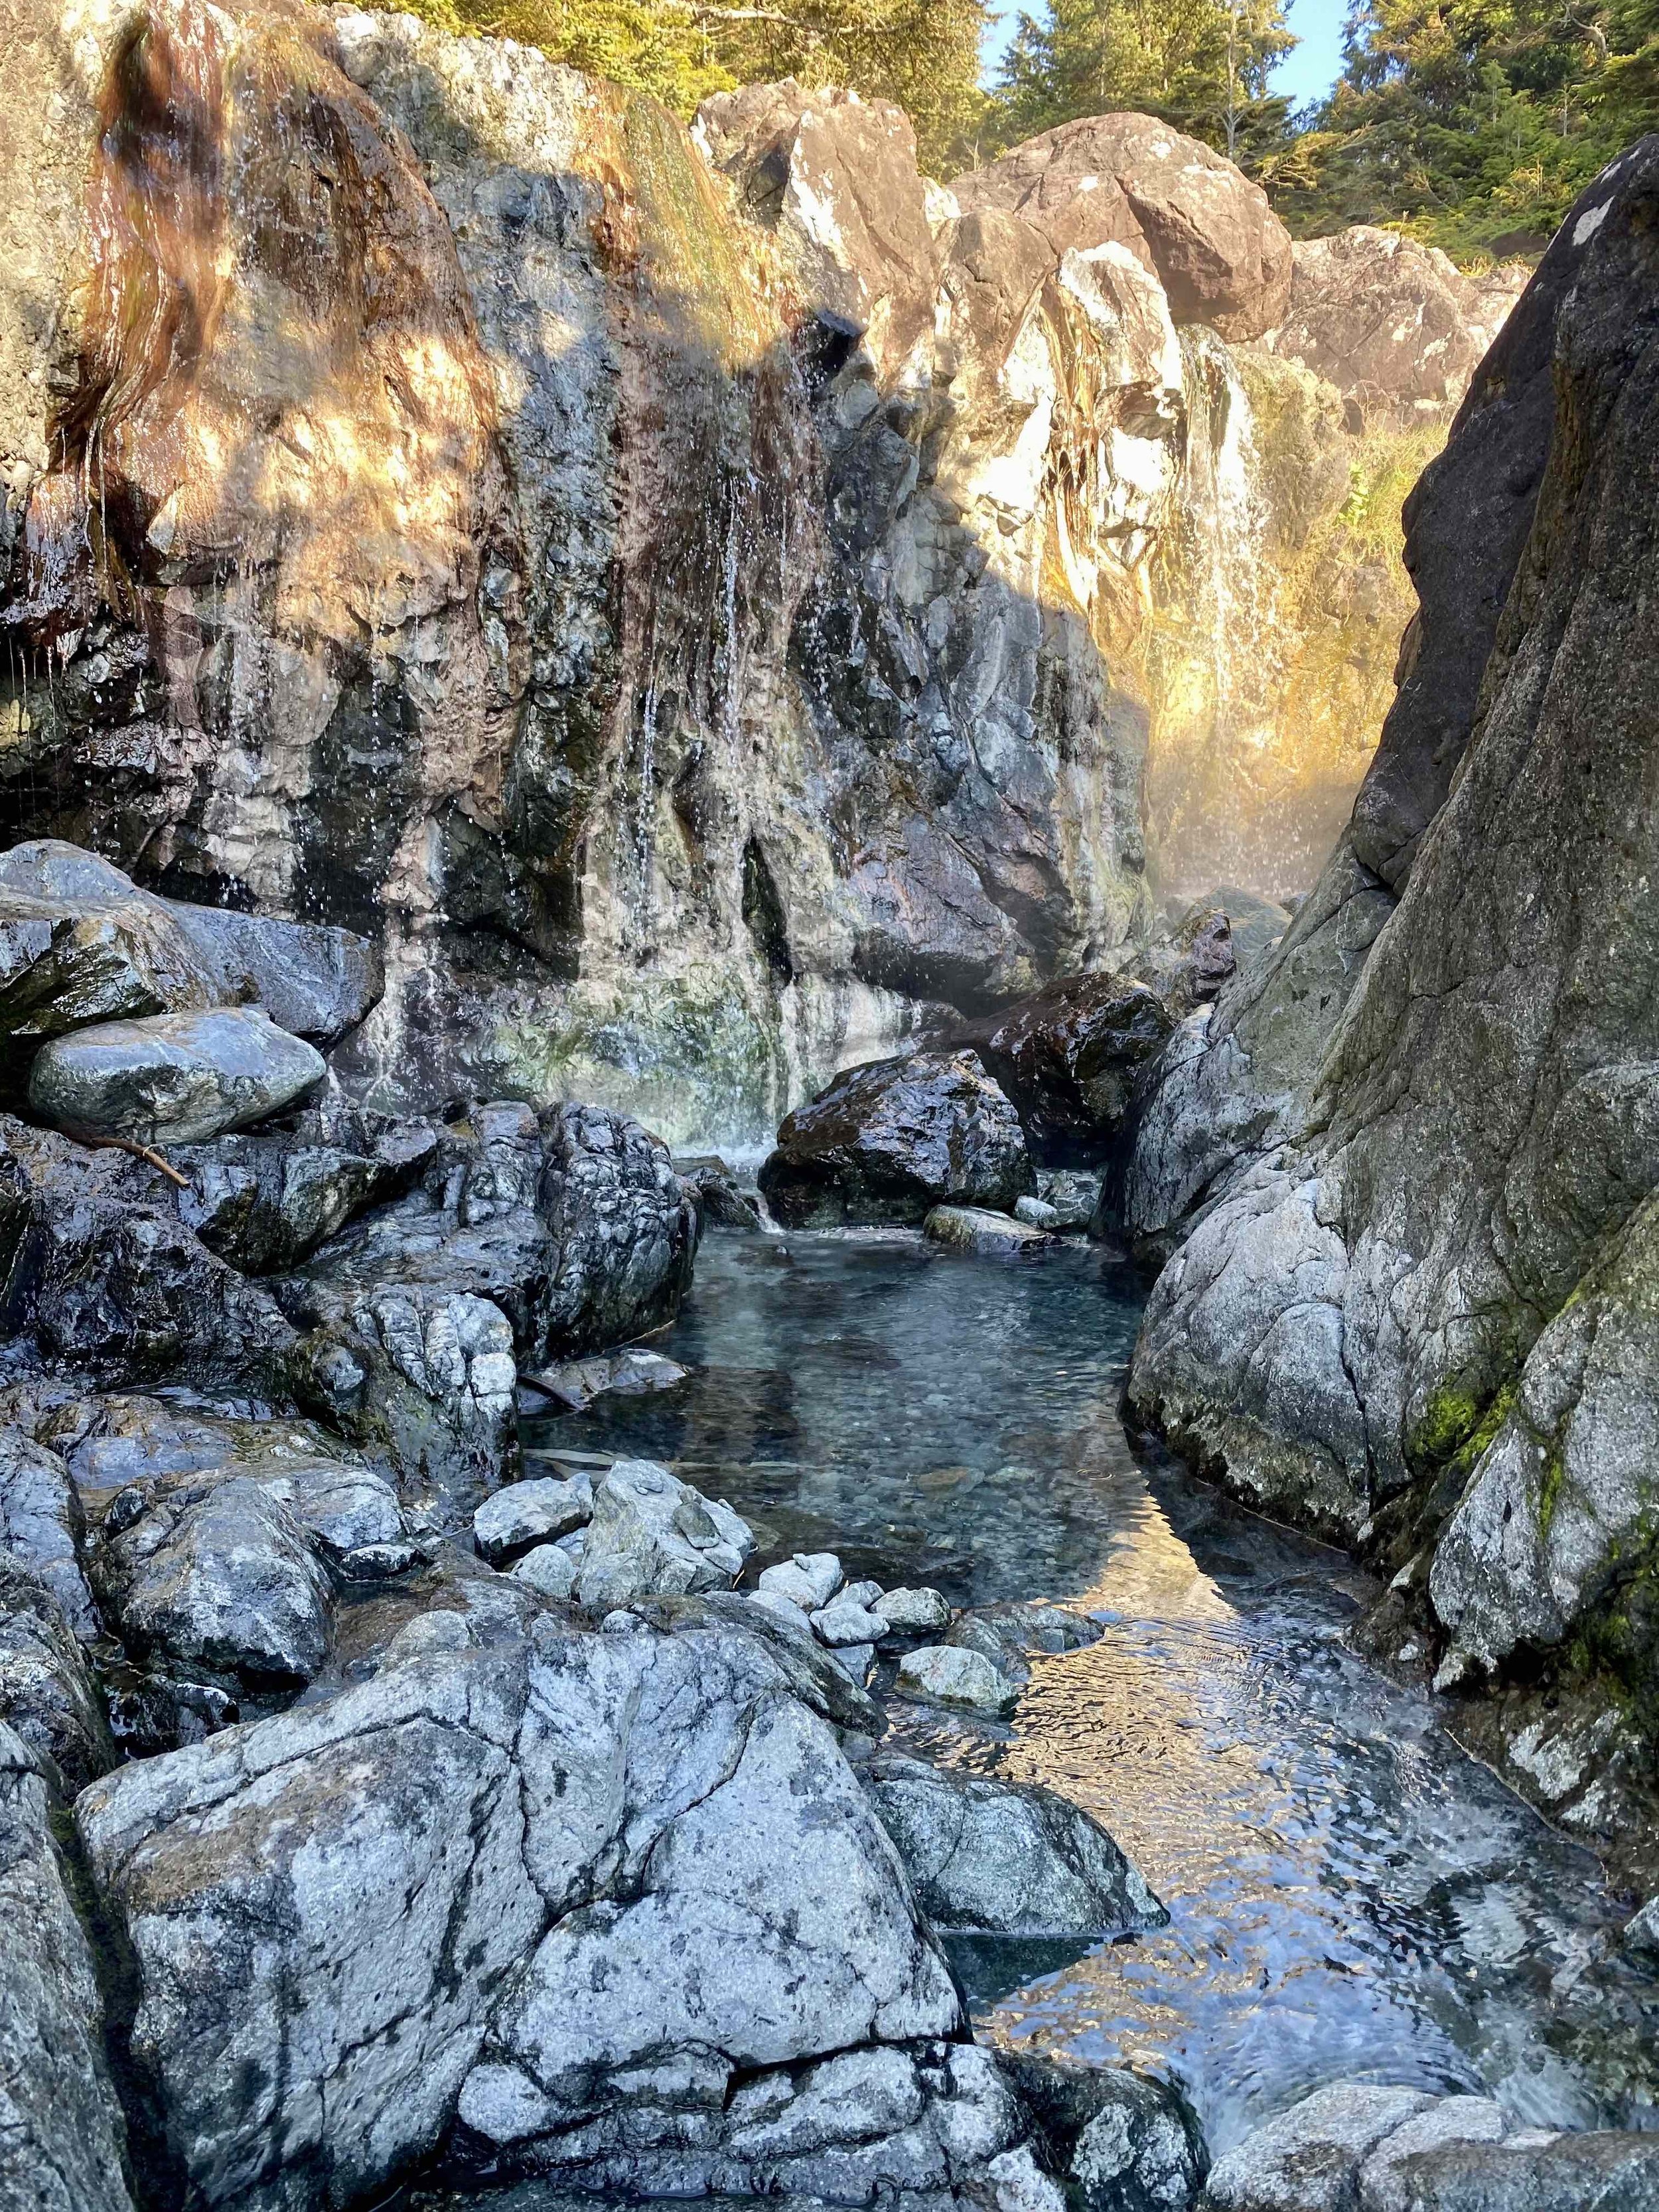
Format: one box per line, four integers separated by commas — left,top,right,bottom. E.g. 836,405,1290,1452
396,0,989,170
1260,0,1659,258
984,0,1295,162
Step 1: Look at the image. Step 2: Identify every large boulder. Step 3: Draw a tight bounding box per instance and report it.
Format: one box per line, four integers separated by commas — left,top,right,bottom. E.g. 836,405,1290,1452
0,1722,136,2212
948,972,1175,1163
759,1050,1033,1226
1265,227,1530,431
75,1605,988,2211
173,1116,435,1272
861,1753,1166,1935
952,113,1293,340
28,1005,326,1145
0,841,379,1054
538,1102,699,1355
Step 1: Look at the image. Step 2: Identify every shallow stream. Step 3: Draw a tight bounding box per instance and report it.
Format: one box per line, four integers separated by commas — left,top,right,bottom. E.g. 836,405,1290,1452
523,1229,1659,2156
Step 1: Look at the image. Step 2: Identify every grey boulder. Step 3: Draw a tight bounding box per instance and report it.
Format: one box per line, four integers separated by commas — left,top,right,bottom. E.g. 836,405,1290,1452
862,1754,1166,1935
0,1424,96,1635
92,1473,336,1693
575,1460,754,1608
1201,2082,1435,2211
0,1722,135,2212
29,1007,326,1145
0,1562,116,1795
473,1474,593,1564
760,1051,1033,1228
76,1607,965,2211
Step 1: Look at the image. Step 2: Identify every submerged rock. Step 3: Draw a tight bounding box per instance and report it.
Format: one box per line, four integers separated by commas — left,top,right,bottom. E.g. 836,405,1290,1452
862,1754,1166,1936
29,1006,326,1145
0,1722,135,2212
926,1204,1056,1256
760,1051,1032,1227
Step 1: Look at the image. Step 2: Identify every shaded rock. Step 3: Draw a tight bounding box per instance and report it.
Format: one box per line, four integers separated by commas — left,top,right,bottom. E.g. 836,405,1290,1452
896,1643,1019,1717
1016,1195,1061,1228
1266,227,1527,431
1002,2051,1208,2212
926,1204,1055,1256
78,1606,962,2210
473,1475,593,1565
0,1561,115,1793
1623,1895,1659,1966
948,975,1175,1165
1039,1168,1104,1233
29,1006,326,1145
92,1473,335,1693
575,1460,754,1608
163,900,382,1048
173,1127,421,1273
862,1754,1165,1935
1130,907,1236,1023
0,1722,135,2212
0,1422,96,1634
952,113,1292,340
678,1155,767,1232
0,1117,298,1396
876,1585,952,1636
762,1051,1032,1228
1201,2082,1434,2211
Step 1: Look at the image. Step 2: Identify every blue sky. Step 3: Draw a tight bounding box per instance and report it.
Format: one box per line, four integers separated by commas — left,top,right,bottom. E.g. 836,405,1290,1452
981,0,1350,113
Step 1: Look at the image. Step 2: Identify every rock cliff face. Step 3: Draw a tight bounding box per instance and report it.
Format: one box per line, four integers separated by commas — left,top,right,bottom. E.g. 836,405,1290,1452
1124,139,1659,1869
0,6,1520,1142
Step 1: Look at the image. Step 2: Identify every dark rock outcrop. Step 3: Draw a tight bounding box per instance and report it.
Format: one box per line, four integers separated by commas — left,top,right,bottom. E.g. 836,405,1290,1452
949,972,1175,1164
759,1049,1032,1225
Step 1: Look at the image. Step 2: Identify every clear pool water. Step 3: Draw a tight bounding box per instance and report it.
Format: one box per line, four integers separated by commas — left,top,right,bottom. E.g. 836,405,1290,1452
524,1227,1659,2154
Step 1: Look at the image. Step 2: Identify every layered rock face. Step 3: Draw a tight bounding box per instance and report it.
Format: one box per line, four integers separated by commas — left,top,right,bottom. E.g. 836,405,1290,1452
1124,140,1659,1861
1,8,1521,1142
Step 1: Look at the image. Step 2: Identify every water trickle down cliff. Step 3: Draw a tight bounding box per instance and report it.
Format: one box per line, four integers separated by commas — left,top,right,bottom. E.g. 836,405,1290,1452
1130,331,1430,906
1,8,1512,1142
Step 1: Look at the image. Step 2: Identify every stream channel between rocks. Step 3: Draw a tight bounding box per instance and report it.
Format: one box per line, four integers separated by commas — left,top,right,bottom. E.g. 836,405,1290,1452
522,1226,1659,2160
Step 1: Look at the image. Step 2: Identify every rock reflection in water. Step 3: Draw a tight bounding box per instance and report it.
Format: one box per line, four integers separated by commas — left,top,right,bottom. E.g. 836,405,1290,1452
523,1230,1659,2155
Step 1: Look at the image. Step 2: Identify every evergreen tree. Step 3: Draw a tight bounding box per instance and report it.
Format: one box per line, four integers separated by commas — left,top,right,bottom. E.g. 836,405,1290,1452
1260,0,1659,255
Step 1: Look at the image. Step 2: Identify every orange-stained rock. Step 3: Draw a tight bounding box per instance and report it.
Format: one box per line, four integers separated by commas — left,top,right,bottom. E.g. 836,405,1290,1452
951,113,1293,342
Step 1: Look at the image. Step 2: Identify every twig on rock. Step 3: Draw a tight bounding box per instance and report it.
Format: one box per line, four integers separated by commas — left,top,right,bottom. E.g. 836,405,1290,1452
79,1134,190,1188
